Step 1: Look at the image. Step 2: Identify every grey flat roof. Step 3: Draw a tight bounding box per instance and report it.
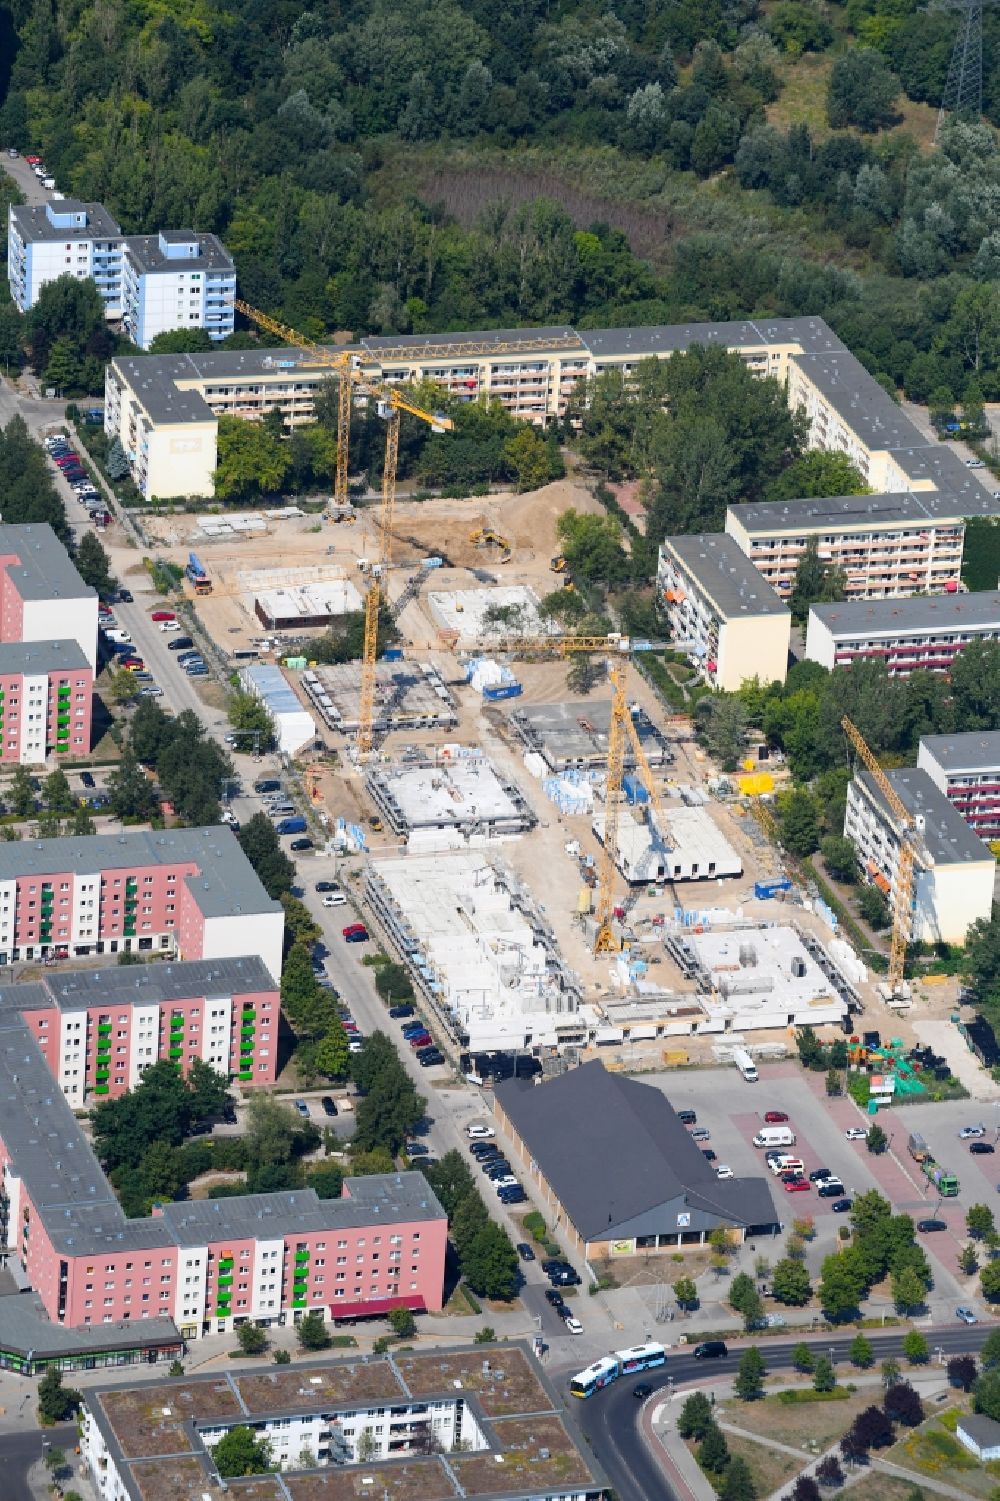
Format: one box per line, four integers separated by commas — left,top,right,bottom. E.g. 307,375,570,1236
919,732,1000,774
0,827,281,924
0,639,89,675
495,1060,777,1240
580,315,847,360
730,488,1000,535
0,1295,178,1358
0,955,277,1016
857,766,992,866
0,523,93,603
123,232,234,276
662,533,790,618
362,326,581,357
958,1414,1000,1446
810,590,1000,640
793,352,927,452
10,200,121,243
159,1175,445,1245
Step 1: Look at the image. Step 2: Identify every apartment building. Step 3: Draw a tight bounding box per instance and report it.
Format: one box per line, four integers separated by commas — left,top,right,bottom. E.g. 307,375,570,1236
0,827,283,975
725,477,994,602
0,955,280,1107
7,200,123,315
0,521,99,669
657,534,791,690
82,1343,605,1500
918,732,1000,841
0,997,446,1349
844,765,994,945
103,313,994,510
121,230,236,349
0,641,92,762
806,591,1000,676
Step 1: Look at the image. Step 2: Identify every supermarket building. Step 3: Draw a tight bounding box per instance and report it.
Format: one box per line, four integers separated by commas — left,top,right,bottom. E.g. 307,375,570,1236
0,827,284,975
105,313,995,512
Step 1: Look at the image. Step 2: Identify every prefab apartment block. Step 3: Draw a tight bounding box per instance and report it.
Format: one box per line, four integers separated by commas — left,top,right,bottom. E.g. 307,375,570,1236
844,765,995,945
918,732,1000,841
657,534,791,690
806,591,1000,675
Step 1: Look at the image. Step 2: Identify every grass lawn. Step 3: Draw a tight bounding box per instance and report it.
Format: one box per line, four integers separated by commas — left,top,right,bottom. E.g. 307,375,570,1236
721,1389,874,1450
886,1406,997,1498
765,51,938,151
724,1433,804,1495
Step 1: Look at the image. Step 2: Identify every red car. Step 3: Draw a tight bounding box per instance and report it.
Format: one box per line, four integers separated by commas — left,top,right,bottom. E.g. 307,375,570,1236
764,1111,789,1123
150,610,176,622
409,1032,433,1049
26,155,41,165
55,455,79,467
784,1178,811,1192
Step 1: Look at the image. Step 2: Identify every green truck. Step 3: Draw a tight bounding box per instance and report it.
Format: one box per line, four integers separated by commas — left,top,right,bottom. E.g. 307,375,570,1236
921,1157,960,1196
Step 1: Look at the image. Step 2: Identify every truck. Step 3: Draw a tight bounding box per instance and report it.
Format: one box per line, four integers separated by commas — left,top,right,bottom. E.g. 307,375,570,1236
921,1158,960,1196
733,1047,758,1083
752,1126,795,1148
276,815,307,836
185,552,212,595
907,1132,931,1163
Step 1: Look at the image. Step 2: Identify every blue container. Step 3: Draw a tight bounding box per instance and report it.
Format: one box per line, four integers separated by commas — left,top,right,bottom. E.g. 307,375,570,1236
623,773,649,806
382,647,404,662
483,682,523,701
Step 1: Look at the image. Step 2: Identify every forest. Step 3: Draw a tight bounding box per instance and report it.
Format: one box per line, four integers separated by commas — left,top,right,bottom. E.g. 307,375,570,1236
1,0,1000,408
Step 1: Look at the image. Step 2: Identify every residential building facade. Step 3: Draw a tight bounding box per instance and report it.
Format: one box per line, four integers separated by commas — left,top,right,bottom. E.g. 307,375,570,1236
121,230,236,349
725,481,991,602
7,200,123,315
0,641,92,761
917,732,1000,841
806,592,1000,675
0,522,98,669
843,766,995,945
657,534,791,690
0,827,284,975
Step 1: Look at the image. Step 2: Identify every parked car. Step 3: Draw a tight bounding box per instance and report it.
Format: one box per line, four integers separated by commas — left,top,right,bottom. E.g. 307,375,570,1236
971,1142,996,1155
517,1242,535,1262
418,1050,444,1066
959,1124,987,1139
831,1198,853,1214
342,923,369,942
294,1099,310,1118
168,637,194,651
957,1306,979,1324
159,621,180,632
322,893,347,907
315,880,340,893
289,837,313,851
808,1168,834,1182
844,1128,867,1141
690,1127,710,1142
389,1004,415,1019
467,1124,494,1139
320,1096,338,1117
817,1181,846,1198
701,1149,717,1163
917,1218,947,1233
151,611,175,622
80,771,96,789
763,1111,789,1123
784,1178,811,1192
677,1110,696,1125
499,1187,527,1205
544,1288,564,1307
564,1317,584,1335
408,1031,433,1048
716,1165,734,1180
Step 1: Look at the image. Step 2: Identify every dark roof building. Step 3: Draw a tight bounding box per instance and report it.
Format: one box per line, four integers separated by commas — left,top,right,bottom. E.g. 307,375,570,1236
494,1061,778,1256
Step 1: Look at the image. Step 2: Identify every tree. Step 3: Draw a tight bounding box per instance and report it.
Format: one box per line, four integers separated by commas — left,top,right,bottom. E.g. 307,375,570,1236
821,836,858,884
296,1311,332,1351
819,1252,865,1321
107,747,158,822
678,1391,714,1440
37,1367,78,1423
792,1342,815,1373
212,1425,273,1477
694,694,750,770
720,1455,756,1501
813,1356,836,1393
815,1455,844,1488
968,1203,995,1240
903,1330,929,1365
884,1381,923,1427
698,1420,730,1473
779,789,821,856
850,1333,874,1369
214,416,291,501
463,1221,519,1300
504,426,555,492
313,1025,350,1079
388,1306,416,1338
42,768,75,815
734,1345,765,1401
76,532,116,596
848,1405,894,1453
555,509,629,588
772,1258,811,1306
729,1270,763,1330
981,1259,1000,1302
865,1123,888,1155
788,540,847,626
880,1357,901,1389
673,1276,698,1308
238,813,295,900
244,1093,304,1169
981,1329,1000,1369
237,1323,268,1355
792,1478,821,1501
10,766,35,818
827,49,900,131
950,1354,979,1391
858,884,891,930
228,691,276,753
891,1266,926,1314
767,450,868,503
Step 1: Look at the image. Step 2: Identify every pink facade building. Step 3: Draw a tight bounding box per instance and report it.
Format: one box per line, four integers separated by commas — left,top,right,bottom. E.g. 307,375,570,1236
0,523,99,762
5,955,281,1105
0,826,284,977
0,998,446,1349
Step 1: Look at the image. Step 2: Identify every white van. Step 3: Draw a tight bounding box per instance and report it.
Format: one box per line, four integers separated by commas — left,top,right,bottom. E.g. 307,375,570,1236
768,1155,804,1176
753,1126,796,1148
733,1047,758,1083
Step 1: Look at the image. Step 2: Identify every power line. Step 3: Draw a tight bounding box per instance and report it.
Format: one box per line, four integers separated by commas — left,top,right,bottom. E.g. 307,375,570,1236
937,0,984,139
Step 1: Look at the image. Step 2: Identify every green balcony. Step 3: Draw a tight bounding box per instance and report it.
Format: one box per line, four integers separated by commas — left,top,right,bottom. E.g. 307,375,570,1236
241,1009,256,1021
295,1249,310,1262
97,1022,111,1034
218,1257,234,1269
124,927,136,938
217,1273,233,1287
238,1070,253,1081
93,1084,109,1095
215,1303,231,1316
168,1047,183,1060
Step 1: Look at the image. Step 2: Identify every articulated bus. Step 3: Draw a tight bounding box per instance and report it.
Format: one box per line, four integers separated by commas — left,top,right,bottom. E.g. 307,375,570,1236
569,1343,667,1399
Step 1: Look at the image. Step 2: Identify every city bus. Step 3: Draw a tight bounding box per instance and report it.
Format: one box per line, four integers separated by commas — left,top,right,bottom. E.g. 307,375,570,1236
569,1343,667,1398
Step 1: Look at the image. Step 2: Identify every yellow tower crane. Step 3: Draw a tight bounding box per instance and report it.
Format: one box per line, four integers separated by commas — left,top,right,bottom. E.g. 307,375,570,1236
497,633,665,954
841,715,927,997
357,390,453,756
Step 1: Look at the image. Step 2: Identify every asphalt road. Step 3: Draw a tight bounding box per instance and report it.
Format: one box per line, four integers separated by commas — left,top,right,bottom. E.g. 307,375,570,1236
0,152,50,206
574,1325,993,1501
0,1421,78,1501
